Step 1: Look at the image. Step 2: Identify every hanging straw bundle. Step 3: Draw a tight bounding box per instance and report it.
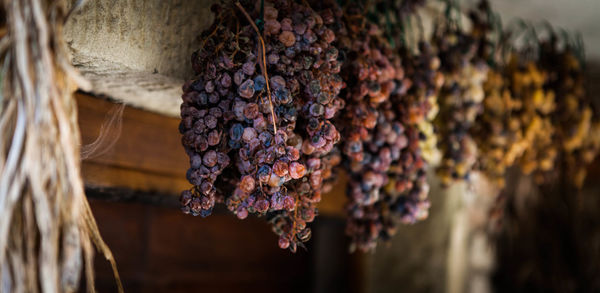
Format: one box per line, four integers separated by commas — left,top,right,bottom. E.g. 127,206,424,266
0,0,121,292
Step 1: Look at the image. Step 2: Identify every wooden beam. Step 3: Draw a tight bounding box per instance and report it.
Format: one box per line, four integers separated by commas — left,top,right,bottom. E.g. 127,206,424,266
77,93,346,217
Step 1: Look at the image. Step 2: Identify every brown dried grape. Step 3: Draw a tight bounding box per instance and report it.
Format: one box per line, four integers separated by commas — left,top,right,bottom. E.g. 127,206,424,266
241,127,257,142
236,207,249,220
243,103,260,119
240,175,256,194
264,5,278,20
278,236,290,249
234,70,244,86
242,62,256,76
282,195,295,211
286,146,300,161
192,119,206,134
206,130,221,146
254,199,270,213
205,115,218,129
279,31,296,47
272,160,289,177
209,107,223,118
289,162,306,179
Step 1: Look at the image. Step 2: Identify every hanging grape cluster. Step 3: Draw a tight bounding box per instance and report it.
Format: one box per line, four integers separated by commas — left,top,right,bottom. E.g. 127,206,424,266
308,0,440,251
179,0,345,252
388,41,443,222
353,41,445,251
538,35,600,187
469,3,522,189
473,67,522,188
329,6,408,251
433,20,489,186
470,29,556,188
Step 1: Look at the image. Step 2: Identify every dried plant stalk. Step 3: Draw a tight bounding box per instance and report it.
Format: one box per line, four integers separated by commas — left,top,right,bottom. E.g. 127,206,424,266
0,0,122,292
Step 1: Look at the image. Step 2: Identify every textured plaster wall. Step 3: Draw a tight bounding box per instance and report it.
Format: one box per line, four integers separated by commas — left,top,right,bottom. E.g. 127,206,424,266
64,0,216,116
472,0,600,60
365,171,497,293
366,173,452,293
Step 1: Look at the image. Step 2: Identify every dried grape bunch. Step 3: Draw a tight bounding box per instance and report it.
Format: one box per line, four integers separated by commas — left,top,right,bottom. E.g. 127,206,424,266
468,4,526,188
473,49,554,187
433,23,489,186
539,36,600,187
397,42,443,165
179,0,345,252
323,5,412,251
353,43,444,251
508,56,556,182
258,2,345,252
336,18,403,206
344,100,412,252
179,18,236,217
384,124,430,219
384,42,444,222
345,118,430,252
473,68,523,188
321,1,436,251
480,52,557,232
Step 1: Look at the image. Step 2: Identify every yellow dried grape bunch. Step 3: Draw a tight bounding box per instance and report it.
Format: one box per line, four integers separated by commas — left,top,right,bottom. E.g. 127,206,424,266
506,56,556,182
473,67,522,188
539,36,600,187
468,2,525,188
474,54,555,187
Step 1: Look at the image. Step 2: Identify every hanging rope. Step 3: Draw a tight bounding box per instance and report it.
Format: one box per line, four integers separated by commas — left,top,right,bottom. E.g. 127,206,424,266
0,0,122,292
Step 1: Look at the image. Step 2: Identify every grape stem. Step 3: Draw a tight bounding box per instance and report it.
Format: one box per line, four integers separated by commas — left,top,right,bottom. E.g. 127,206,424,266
201,12,224,51
235,2,277,134
230,19,240,60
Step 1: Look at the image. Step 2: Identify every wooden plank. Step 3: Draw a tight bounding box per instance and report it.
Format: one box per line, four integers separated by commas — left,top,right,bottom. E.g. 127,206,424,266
89,199,315,293
77,93,346,217
82,162,190,196
78,93,187,176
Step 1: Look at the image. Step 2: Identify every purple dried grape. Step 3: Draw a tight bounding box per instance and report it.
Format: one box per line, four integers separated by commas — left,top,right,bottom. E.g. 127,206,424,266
203,150,218,167
242,62,256,76
253,75,266,91
238,79,255,98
